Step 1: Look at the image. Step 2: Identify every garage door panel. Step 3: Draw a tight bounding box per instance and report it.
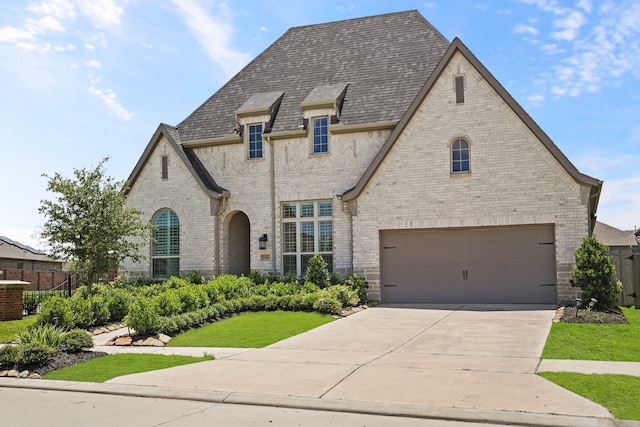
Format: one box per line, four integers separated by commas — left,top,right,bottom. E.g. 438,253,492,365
381,225,556,304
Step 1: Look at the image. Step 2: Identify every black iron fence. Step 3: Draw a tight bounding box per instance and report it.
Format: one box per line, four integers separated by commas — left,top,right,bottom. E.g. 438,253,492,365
23,273,81,315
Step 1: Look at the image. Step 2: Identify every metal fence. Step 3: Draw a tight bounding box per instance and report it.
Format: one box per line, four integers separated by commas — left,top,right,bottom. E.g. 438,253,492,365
22,273,81,315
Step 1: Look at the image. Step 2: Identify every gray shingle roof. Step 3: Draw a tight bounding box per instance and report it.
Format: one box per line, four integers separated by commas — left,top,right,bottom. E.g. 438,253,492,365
594,221,638,247
176,10,450,142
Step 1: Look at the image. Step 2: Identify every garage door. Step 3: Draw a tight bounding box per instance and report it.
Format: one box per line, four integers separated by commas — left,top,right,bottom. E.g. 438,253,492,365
380,225,557,303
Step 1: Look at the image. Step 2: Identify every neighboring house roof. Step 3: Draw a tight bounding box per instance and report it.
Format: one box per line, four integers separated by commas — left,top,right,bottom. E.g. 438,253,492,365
0,236,61,263
176,10,450,141
594,221,638,247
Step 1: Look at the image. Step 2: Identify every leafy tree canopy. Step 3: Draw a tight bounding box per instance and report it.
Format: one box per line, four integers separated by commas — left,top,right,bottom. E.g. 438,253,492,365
38,158,152,286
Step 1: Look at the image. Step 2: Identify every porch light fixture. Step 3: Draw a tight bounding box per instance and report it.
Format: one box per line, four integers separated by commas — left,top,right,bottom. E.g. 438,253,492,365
259,234,268,250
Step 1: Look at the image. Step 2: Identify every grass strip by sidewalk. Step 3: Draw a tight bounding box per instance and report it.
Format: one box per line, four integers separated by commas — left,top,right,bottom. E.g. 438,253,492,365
542,307,640,361
43,354,213,383
167,311,335,348
540,372,640,421
0,316,37,343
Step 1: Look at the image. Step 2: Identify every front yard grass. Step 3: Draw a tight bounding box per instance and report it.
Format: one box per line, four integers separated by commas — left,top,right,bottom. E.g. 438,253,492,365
167,311,335,348
542,307,640,361
43,354,212,382
539,372,640,421
0,316,37,343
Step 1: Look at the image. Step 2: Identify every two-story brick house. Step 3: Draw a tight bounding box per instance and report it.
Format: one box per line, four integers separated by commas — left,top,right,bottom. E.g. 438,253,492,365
122,11,602,304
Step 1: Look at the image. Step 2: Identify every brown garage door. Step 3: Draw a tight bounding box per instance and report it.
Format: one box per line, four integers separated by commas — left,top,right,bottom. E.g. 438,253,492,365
380,225,557,303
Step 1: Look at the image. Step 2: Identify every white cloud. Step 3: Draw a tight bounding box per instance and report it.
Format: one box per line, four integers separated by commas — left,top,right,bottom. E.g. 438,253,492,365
514,24,539,35
85,59,102,68
522,0,640,98
26,0,76,19
552,10,587,40
84,42,94,51
76,0,124,28
0,26,35,43
170,0,251,76
527,93,544,105
88,84,135,121
25,16,66,34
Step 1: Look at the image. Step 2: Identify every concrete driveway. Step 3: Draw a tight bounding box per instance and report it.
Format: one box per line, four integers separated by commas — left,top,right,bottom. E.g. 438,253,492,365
108,304,611,419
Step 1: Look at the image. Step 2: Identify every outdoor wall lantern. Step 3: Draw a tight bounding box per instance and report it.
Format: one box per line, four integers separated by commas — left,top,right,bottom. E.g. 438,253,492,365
259,234,268,250
574,297,582,319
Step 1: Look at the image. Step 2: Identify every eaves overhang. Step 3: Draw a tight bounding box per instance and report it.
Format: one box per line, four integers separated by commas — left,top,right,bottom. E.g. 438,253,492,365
123,123,228,199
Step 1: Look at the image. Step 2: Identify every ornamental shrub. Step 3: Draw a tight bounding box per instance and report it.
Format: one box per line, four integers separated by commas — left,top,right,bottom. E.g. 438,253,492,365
90,295,111,326
305,254,330,288
313,297,342,315
105,287,133,321
154,290,182,316
17,342,55,367
36,296,72,327
126,296,160,336
58,329,94,352
16,324,67,348
67,296,94,329
0,345,20,369
343,274,368,303
571,236,622,310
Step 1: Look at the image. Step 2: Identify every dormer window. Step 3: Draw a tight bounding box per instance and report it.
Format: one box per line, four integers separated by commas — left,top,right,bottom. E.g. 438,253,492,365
312,117,328,154
248,123,263,159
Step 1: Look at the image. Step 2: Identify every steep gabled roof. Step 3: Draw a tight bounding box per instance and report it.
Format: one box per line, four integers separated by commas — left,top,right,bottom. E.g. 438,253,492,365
124,123,228,198
0,236,62,263
176,10,450,142
342,38,603,202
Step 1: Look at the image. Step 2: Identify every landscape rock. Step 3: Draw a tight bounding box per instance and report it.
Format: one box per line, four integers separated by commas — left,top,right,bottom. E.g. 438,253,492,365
28,373,41,379
7,370,19,378
158,334,171,344
0,370,8,377
114,337,132,346
142,337,164,347
133,339,144,346
18,370,29,378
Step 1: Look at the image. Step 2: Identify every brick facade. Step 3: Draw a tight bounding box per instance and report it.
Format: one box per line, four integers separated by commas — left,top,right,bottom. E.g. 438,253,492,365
352,52,590,304
122,16,598,307
0,281,29,321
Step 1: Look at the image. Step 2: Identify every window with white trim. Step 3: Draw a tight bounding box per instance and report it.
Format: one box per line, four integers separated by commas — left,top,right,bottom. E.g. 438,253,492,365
282,200,333,276
152,209,180,278
248,123,263,159
312,117,328,154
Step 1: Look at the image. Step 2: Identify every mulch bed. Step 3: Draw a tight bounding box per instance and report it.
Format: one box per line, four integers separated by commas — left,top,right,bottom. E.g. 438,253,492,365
27,351,107,377
560,306,628,324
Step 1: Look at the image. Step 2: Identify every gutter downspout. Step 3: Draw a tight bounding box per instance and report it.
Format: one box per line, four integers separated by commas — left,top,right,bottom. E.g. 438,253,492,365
267,135,277,273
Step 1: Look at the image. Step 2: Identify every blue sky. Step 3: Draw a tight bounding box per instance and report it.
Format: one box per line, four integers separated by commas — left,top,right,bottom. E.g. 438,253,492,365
1,0,638,249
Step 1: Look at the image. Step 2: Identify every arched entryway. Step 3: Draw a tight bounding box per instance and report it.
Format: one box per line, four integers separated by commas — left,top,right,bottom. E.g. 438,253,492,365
228,211,250,276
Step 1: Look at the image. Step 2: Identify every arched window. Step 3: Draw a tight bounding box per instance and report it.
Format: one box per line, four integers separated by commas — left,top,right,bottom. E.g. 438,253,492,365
152,209,179,278
452,138,470,173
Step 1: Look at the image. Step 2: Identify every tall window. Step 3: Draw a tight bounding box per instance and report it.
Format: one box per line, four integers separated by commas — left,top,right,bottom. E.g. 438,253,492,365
455,76,465,104
312,117,328,154
248,124,263,159
152,209,180,278
452,138,470,173
282,200,333,276
161,155,168,179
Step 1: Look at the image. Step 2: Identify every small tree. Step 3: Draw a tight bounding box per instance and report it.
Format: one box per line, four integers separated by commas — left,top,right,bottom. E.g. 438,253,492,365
38,158,152,291
305,254,330,288
571,236,622,310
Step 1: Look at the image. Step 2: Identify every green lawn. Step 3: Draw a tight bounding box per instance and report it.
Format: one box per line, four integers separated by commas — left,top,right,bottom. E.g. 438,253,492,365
0,316,37,343
43,353,212,382
542,307,640,361
540,372,640,420
168,311,334,348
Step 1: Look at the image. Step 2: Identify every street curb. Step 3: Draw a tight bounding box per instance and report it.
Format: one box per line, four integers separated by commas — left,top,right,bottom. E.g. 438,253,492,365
0,378,630,427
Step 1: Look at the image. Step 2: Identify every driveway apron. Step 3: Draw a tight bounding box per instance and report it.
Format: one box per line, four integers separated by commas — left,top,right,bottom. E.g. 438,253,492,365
107,304,611,417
